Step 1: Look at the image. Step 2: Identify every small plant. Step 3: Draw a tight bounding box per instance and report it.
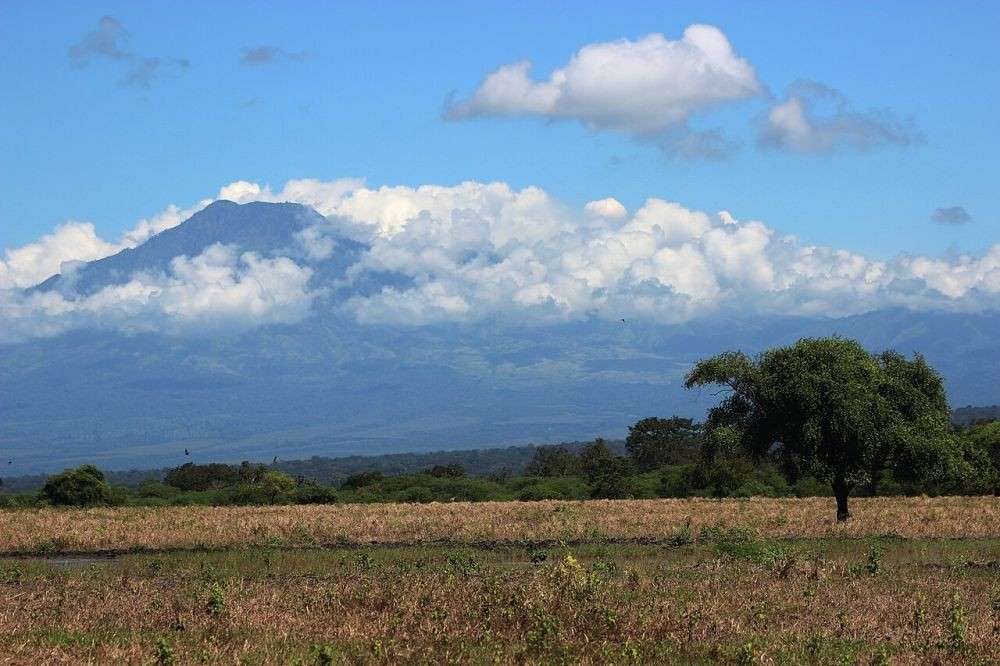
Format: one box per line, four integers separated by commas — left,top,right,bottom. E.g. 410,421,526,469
445,550,478,576
355,551,374,571
154,637,175,665
945,591,967,652
735,639,756,665
311,644,337,666
837,610,850,637
911,593,927,637
865,541,885,576
205,581,225,617
529,549,549,564
870,645,890,666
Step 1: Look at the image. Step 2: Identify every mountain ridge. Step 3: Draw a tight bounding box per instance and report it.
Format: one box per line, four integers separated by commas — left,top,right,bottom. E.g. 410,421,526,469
2,201,998,472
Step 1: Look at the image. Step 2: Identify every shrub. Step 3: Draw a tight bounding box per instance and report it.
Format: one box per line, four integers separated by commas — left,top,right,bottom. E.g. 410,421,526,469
40,465,114,507
513,476,589,501
524,446,581,477
425,463,465,478
293,482,338,504
137,480,180,499
341,470,384,490
164,463,237,492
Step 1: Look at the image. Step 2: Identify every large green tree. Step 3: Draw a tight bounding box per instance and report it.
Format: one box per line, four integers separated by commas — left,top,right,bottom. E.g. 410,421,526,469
684,337,959,521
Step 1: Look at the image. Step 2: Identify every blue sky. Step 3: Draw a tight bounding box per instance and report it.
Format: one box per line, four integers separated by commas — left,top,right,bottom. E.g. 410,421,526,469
1,0,997,259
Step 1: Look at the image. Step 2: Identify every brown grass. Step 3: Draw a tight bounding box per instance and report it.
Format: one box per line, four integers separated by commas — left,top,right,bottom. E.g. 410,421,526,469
0,496,997,554
0,541,997,664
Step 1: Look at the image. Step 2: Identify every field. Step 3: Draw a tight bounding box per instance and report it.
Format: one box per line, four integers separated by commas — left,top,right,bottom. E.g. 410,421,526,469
0,497,997,664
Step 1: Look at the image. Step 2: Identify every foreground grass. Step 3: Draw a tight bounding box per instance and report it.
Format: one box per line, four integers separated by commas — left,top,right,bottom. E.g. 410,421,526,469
0,496,997,554
0,538,998,664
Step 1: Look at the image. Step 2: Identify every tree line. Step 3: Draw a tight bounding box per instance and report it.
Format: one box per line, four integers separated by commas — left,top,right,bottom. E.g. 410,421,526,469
2,338,997,520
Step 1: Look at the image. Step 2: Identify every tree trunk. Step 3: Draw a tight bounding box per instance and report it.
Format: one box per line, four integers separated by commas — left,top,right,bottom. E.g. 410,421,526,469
835,492,850,522
833,474,851,522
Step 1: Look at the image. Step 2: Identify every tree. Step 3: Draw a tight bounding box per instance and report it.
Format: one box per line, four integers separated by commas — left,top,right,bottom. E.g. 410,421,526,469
164,463,237,491
341,470,384,490
590,457,636,499
257,471,296,505
523,446,581,477
426,463,466,478
40,465,113,507
684,337,956,521
625,417,700,471
579,438,616,482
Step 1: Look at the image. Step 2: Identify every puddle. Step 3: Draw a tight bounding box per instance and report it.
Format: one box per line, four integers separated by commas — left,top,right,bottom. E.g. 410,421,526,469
4,554,117,568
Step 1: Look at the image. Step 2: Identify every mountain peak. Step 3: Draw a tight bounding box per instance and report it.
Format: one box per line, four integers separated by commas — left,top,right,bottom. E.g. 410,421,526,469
32,200,335,295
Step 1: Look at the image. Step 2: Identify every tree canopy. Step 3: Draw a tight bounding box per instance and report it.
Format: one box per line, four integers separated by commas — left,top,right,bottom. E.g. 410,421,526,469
40,465,114,507
684,337,960,520
625,417,700,471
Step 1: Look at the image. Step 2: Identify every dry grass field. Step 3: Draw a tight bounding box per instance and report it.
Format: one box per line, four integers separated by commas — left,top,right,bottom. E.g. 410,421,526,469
0,496,998,664
0,496,997,555
0,540,998,664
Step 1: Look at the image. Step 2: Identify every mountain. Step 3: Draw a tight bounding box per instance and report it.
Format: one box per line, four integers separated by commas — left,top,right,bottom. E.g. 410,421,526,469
3,202,999,473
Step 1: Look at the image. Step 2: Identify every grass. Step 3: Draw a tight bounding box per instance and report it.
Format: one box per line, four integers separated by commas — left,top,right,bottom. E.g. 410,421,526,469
0,540,997,663
0,496,997,663
0,496,996,554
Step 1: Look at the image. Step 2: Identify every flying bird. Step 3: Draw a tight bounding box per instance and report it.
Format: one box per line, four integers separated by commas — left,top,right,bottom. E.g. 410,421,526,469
184,449,190,456
272,456,278,464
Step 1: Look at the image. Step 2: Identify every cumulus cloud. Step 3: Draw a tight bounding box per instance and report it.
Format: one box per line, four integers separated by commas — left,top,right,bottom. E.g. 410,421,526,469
3,177,999,341
584,198,627,220
932,206,973,225
0,223,120,290
758,80,919,154
67,16,189,88
0,244,317,343
240,46,307,66
445,25,760,155
294,181,998,326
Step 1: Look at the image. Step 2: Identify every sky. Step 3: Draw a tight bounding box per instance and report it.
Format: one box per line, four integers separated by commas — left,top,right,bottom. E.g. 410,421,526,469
0,1,998,340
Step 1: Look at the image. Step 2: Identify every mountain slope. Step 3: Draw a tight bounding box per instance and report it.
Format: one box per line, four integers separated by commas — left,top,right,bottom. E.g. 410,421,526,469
33,201,356,295
2,202,998,473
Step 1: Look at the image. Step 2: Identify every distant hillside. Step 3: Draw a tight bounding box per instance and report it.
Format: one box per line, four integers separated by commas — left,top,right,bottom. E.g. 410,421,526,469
952,405,1000,426
0,440,626,492
4,200,999,472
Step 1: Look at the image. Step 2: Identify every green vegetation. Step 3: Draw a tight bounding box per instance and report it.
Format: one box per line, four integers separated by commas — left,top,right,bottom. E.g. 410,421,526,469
2,338,997,514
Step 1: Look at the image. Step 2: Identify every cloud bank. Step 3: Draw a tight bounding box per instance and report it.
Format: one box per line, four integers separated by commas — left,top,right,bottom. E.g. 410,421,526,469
2,178,998,342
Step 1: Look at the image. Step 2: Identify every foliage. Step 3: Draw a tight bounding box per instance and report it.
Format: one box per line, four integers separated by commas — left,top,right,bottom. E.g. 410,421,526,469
625,417,700,471
524,446,582,477
578,439,616,482
425,463,466,478
340,470,385,490
40,465,116,507
164,463,238,492
685,337,958,520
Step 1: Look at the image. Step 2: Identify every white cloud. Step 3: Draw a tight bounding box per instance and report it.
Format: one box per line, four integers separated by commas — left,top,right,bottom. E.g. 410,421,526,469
0,222,120,289
0,243,317,343
584,198,627,220
759,80,919,154
445,25,761,140
2,177,998,341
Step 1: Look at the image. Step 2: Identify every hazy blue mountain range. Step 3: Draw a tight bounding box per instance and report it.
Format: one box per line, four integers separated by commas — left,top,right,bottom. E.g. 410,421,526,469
3,201,998,473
